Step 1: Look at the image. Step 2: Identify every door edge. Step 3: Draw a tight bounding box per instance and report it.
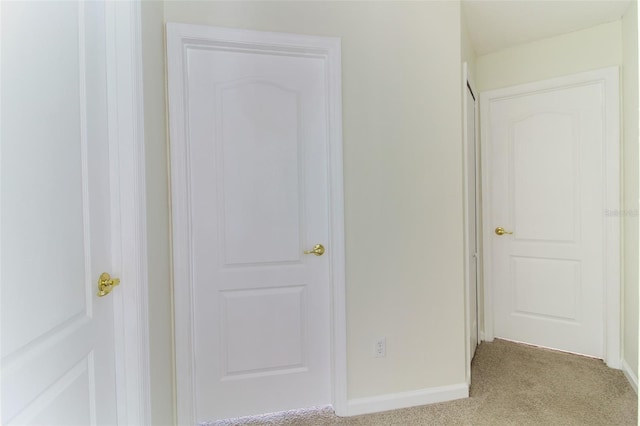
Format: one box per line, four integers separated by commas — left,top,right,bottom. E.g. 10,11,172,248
106,1,153,424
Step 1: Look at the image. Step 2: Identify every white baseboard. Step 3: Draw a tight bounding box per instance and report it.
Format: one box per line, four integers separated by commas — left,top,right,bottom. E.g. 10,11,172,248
343,383,469,417
621,358,638,394
479,331,485,342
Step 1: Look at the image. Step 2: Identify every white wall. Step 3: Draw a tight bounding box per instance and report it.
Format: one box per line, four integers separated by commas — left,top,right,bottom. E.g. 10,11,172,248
476,21,623,91
461,7,477,89
142,1,468,421
622,1,639,383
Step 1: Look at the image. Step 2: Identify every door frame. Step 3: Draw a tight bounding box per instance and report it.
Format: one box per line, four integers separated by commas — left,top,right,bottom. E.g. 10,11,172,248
462,62,480,385
480,66,621,368
166,23,347,424
105,1,152,423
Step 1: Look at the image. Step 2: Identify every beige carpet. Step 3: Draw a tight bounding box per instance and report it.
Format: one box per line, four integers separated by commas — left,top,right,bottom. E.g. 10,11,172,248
209,339,638,425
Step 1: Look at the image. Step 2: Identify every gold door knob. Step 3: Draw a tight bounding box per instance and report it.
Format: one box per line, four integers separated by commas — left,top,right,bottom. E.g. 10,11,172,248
304,244,325,256
97,272,120,297
495,227,513,236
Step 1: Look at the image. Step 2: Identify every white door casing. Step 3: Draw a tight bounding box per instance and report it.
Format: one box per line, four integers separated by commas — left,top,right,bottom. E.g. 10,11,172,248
1,1,151,424
481,67,620,366
463,63,480,385
467,85,479,361
167,24,346,423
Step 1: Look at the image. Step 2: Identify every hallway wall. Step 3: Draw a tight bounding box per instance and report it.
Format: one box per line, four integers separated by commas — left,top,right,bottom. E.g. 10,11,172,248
141,1,174,424
142,1,468,423
476,21,622,92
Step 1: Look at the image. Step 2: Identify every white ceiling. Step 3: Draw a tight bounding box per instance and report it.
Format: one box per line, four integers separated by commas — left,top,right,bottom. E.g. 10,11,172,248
463,0,633,56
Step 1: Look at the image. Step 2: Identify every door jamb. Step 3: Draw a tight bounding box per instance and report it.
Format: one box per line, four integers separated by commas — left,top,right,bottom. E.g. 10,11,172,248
462,62,480,386
105,1,152,423
166,23,347,424
479,67,621,368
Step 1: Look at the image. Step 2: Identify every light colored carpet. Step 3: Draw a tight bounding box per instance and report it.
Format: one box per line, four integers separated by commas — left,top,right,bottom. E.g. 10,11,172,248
208,339,638,425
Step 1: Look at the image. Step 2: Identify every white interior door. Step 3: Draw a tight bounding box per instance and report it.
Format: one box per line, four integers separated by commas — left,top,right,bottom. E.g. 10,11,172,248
466,83,479,362
2,2,119,424
168,25,340,422
482,69,620,358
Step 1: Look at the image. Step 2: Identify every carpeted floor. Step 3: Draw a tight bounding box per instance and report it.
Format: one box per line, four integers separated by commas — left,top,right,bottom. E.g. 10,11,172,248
208,339,638,425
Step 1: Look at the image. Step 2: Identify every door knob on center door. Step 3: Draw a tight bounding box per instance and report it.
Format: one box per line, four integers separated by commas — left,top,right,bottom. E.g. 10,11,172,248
495,227,513,236
304,244,325,256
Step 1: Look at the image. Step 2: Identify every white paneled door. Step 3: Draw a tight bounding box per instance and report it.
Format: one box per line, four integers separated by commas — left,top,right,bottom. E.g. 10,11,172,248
2,2,119,424
168,24,343,423
482,68,620,359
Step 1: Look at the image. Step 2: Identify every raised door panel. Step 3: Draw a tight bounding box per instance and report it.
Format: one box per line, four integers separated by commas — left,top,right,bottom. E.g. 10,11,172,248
511,112,579,243
2,1,89,360
512,256,580,322
7,355,97,426
221,286,305,377
218,81,303,266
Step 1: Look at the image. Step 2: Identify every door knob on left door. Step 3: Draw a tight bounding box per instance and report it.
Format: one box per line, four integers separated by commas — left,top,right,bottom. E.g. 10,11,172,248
97,272,120,297
304,244,325,256
495,227,513,236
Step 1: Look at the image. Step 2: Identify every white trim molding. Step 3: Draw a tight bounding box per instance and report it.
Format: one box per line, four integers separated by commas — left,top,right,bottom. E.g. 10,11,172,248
344,384,469,417
105,1,152,424
480,66,621,368
621,359,638,394
166,23,346,424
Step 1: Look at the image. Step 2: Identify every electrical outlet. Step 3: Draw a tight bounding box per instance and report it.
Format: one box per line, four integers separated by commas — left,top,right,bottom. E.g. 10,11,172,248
374,337,386,358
